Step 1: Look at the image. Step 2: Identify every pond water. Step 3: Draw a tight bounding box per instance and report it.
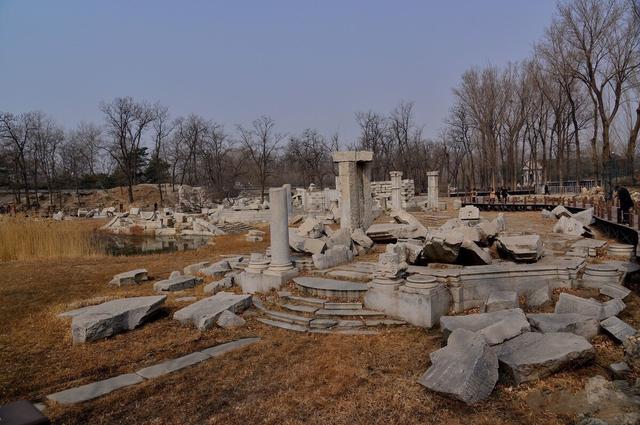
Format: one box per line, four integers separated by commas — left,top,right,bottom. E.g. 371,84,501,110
91,233,211,256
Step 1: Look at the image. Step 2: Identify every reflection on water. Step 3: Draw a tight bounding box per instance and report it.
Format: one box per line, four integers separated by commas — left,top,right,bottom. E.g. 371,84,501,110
92,233,211,256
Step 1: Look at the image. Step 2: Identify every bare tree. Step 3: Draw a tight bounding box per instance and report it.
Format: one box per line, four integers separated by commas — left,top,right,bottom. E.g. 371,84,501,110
150,105,173,203
0,112,37,208
32,112,64,206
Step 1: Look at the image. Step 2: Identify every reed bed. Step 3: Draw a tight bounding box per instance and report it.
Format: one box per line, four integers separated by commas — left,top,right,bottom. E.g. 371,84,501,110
0,217,104,261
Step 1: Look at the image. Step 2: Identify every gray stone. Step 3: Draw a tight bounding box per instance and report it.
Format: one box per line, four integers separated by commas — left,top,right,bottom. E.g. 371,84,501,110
459,240,492,265
495,235,543,263
153,275,201,292
555,293,625,320
326,227,352,249
624,335,640,371
200,258,241,277
200,337,260,357
312,245,354,270
418,328,498,404
494,332,595,384
609,361,631,379
294,276,368,299
309,318,338,329
136,352,210,379
173,292,252,330
69,296,166,343
282,303,318,314
390,209,429,239
183,261,211,275
108,268,148,286
458,205,480,220
257,317,308,332
203,273,236,294
422,230,463,263
553,216,592,237
484,291,518,312
350,228,374,249
440,308,530,345
600,283,632,300
551,205,573,218
47,373,144,404
216,310,246,328
527,313,599,340
600,317,636,343
169,271,182,280
573,208,594,226
176,296,197,303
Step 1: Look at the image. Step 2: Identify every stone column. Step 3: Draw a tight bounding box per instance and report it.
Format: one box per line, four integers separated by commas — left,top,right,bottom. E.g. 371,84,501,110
283,183,292,216
390,171,403,210
333,151,374,231
267,186,293,272
427,171,439,210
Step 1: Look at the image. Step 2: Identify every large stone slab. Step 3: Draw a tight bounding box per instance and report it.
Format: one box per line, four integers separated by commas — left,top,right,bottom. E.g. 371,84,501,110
553,216,592,237
484,291,517,312
136,352,210,379
69,296,166,343
153,275,201,292
183,261,211,275
440,308,530,346
600,316,636,343
47,373,144,404
312,245,353,270
216,310,246,328
108,269,148,286
554,293,625,320
418,328,498,404
200,337,260,357
495,235,543,263
173,292,252,330
293,276,368,299
494,332,595,384
527,313,599,340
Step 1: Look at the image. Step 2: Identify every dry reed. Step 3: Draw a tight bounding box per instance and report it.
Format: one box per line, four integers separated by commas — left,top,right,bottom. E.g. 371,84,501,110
0,217,104,261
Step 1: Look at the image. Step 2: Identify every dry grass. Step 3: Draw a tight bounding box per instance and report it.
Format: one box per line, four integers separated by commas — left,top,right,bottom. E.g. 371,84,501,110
0,217,106,261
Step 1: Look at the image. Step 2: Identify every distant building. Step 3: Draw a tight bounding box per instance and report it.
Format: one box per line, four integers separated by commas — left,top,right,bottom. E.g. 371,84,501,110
522,160,543,187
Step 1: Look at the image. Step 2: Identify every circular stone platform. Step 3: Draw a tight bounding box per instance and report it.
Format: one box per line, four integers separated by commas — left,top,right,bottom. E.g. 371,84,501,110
405,274,438,289
293,277,368,299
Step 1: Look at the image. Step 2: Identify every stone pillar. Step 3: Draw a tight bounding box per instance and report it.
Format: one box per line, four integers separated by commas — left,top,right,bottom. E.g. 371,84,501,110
332,151,374,231
267,186,293,272
427,171,439,210
283,183,292,216
390,171,403,210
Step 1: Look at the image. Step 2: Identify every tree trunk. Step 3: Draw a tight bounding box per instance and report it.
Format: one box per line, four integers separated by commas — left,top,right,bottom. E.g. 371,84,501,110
627,102,640,185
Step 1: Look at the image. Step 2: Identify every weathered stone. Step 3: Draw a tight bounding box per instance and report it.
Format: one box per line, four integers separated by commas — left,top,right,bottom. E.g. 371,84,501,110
312,245,353,270
422,230,463,263
459,240,492,265
495,235,543,263
216,310,246,328
583,375,640,424
350,228,374,249
554,293,625,320
527,313,599,340
600,317,636,343
624,335,640,372
484,291,518,312
153,275,201,292
440,308,530,346
183,261,211,275
553,216,592,237
136,352,210,379
458,205,480,220
297,217,324,239
494,332,595,384
609,361,631,379
176,296,197,303
173,292,252,330
326,227,352,249
68,296,166,343
573,208,594,226
169,271,182,280
47,373,144,405
390,209,429,239
203,273,236,294
551,205,572,218
600,283,632,300
418,328,498,404
200,258,236,277
108,268,148,286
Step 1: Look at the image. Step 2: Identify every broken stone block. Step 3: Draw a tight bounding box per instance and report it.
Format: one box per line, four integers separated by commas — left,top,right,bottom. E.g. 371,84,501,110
459,240,492,265
553,216,593,237
200,259,232,278
183,261,211,275
390,209,429,239
216,310,246,328
66,296,166,343
440,308,530,346
551,205,572,218
169,271,182,280
312,245,353,270
203,273,237,294
484,291,518,312
554,293,625,321
326,227,352,249
297,217,324,238
495,235,543,263
623,335,640,372
173,291,252,330
600,316,636,343
108,269,148,286
418,328,498,404
351,228,374,249
422,230,463,263
527,313,599,340
458,205,480,221
609,361,631,379
494,332,595,384
525,282,552,308
599,283,631,300
572,208,594,226
154,275,201,292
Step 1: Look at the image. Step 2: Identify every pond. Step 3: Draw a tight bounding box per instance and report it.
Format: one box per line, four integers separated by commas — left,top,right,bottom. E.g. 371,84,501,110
91,233,211,256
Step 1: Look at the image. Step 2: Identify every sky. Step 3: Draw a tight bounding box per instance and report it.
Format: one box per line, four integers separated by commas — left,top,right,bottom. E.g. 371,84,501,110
0,0,557,145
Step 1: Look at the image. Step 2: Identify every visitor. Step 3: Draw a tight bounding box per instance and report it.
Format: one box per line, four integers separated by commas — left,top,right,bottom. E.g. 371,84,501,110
501,187,509,203
544,183,550,196
615,186,633,225
489,188,496,204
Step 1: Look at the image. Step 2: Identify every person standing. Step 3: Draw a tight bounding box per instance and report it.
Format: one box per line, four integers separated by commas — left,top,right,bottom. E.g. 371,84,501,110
615,186,634,225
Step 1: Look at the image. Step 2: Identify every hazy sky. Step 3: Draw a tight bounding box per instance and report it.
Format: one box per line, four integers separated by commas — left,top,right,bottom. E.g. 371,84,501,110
0,0,557,144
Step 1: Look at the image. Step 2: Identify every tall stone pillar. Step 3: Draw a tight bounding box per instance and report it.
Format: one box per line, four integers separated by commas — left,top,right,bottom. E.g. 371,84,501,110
333,151,374,231
427,171,439,210
267,186,293,272
390,171,403,210
283,183,292,216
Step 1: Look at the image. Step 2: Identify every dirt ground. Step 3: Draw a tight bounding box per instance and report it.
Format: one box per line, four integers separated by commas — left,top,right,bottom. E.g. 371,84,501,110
1,207,639,424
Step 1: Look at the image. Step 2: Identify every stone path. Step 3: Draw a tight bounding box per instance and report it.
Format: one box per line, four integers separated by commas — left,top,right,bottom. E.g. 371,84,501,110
47,338,260,405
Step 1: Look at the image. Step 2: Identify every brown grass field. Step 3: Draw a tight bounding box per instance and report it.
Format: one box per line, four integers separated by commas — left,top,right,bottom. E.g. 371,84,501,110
0,213,638,424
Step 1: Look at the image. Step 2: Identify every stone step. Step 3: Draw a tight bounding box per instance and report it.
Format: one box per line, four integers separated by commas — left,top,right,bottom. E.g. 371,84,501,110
282,303,318,314
310,328,380,335
282,294,326,307
324,302,363,310
315,309,385,318
293,277,368,299
365,319,407,327
265,310,312,325
257,318,308,332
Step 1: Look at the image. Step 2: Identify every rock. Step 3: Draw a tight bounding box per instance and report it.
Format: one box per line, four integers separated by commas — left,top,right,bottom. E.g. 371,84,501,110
154,275,201,292
609,361,631,379
53,211,65,220
216,310,246,328
47,373,144,405
458,205,480,221
297,217,324,238
422,230,463,263
393,241,423,264
459,240,492,265
624,335,640,372
67,296,166,343
169,271,182,279
173,291,252,330
484,291,518,312
573,208,594,226
584,375,640,425
326,228,352,249
418,328,498,404
527,313,599,340
553,216,593,237
541,209,554,219
183,261,211,275
494,332,595,384
350,228,374,249
440,308,530,346
600,283,632,300
390,209,429,239
108,269,148,286
495,235,543,263
600,317,636,343
366,223,424,241
203,273,237,294
551,205,573,218
554,293,625,320
176,296,197,303
525,282,553,308
200,259,232,278
312,245,353,270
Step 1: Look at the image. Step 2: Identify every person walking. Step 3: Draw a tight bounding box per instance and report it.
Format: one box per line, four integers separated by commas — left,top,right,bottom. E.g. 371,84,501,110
615,186,634,225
